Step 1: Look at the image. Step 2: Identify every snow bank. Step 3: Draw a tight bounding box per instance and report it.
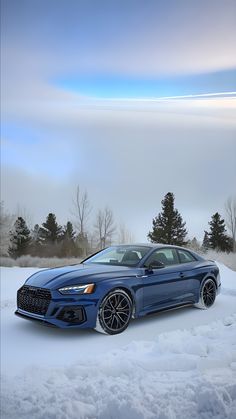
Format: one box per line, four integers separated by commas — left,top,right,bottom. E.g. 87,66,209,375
1,315,236,419
1,263,236,419
0,255,83,268
205,251,236,272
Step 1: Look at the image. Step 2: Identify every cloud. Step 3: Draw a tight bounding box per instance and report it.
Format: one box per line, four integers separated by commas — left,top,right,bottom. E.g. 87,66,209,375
1,99,236,240
1,0,236,241
2,0,236,82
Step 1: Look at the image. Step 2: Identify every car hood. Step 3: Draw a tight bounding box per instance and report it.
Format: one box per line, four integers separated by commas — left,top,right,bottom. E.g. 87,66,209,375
25,263,139,290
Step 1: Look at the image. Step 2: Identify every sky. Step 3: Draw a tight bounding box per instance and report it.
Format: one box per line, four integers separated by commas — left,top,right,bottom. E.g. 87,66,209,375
1,0,236,242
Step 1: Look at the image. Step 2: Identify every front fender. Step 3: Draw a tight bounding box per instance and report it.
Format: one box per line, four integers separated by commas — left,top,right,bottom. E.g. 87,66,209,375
97,278,143,317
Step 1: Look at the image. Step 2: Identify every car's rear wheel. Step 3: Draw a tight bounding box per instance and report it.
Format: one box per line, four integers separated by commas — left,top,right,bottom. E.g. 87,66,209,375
195,278,216,309
95,289,132,335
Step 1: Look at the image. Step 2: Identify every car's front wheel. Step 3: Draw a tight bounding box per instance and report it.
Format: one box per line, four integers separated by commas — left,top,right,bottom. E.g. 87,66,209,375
95,289,132,335
195,278,216,309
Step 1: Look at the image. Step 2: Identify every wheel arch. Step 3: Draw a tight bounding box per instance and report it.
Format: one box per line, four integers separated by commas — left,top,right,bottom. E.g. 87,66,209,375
201,275,218,290
197,274,218,302
195,275,217,309
100,285,136,317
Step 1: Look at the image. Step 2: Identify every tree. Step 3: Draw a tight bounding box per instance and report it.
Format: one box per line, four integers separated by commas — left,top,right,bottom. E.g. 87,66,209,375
225,196,236,252
76,232,89,257
95,207,116,249
0,202,14,256
61,221,78,257
42,213,63,244
71,184,91,256
39,213,63,256
8,217,31,258
117,223,135,244
202,231,210,252
208,212,232,252
148,192,187,245
15,204,33,228
30,224,44,256
187,237,201,252
72,185,91,235
63,221,75,240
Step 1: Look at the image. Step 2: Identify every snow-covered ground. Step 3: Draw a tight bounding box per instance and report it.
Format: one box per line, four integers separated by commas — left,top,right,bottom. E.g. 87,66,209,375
1,263,236,419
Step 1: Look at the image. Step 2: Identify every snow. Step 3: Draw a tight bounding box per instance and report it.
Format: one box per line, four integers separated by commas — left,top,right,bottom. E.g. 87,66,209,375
1,263,236,419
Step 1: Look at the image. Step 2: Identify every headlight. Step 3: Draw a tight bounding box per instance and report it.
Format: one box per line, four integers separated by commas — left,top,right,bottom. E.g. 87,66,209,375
58,283,95,295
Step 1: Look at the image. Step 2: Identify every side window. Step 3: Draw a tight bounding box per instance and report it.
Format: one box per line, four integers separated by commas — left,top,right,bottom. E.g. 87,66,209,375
178,250,196,263
145,248,179,267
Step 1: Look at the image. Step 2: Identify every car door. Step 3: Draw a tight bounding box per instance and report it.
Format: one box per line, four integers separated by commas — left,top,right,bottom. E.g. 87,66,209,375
141,248,193,313
175,248,200,297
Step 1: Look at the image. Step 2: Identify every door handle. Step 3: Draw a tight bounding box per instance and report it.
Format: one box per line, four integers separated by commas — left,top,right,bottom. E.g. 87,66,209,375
179,272,185,278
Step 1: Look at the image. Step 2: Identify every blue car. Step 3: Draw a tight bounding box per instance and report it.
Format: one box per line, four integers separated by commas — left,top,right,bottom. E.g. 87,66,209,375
15,244,221,334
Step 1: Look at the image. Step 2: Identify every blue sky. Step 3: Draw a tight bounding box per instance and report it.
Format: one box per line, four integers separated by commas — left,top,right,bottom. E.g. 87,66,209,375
55,69,236,99
1,0,236,240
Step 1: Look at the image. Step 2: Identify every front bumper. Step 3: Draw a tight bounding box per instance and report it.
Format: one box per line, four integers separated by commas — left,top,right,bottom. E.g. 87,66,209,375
16,287,100,328
15,310,57,327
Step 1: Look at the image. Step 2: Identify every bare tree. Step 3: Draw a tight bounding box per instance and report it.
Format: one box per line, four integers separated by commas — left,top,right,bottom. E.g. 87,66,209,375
103,207,116,247
0,202,14,256
225,196,236,252
95,207,116,249
117,223,135,244
95,210,104,249
72,185,91,235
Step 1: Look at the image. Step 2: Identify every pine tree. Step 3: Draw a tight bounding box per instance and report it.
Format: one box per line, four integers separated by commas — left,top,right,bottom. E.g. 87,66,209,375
42,213,63,244
38,213,63,257
202,231,210,252
188,237,201,252
0,202,13,256
30,224,45,256
208,212,232,252
60,222,77,257
8,217,31,258
147,192,187,245
63,221,75,240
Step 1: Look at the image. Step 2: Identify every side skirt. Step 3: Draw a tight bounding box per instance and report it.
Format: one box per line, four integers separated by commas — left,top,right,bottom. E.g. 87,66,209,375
138,302,194,318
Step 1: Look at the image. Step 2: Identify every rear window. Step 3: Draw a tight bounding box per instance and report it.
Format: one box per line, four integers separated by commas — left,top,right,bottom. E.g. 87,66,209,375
178,250,196,263
144,248,179,267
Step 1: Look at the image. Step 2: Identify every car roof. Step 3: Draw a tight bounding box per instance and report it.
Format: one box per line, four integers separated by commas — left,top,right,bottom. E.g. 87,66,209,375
115,243,192,251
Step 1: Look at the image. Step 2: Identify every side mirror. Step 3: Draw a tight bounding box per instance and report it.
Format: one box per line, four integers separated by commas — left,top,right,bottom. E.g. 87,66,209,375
148,261,165,270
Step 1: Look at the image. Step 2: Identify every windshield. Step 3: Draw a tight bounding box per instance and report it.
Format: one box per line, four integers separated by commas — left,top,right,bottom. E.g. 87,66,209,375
83,246,151,267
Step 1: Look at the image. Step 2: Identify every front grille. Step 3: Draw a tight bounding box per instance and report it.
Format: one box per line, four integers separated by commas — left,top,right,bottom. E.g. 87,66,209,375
17,285,51,315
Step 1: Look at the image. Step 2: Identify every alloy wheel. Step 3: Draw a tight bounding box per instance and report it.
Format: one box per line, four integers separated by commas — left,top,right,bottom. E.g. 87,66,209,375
100,291,132,333
202,280,216,308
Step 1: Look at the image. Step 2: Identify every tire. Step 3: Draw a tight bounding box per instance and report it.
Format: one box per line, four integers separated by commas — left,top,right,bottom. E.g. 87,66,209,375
94,289,133,335
194,278,216,309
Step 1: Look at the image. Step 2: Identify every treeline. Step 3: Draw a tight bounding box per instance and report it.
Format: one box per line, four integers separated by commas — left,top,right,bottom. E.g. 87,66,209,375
0,190,235,260
8,214,81,259
0,185,133,259
2,210,117,259
147,192,235,253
